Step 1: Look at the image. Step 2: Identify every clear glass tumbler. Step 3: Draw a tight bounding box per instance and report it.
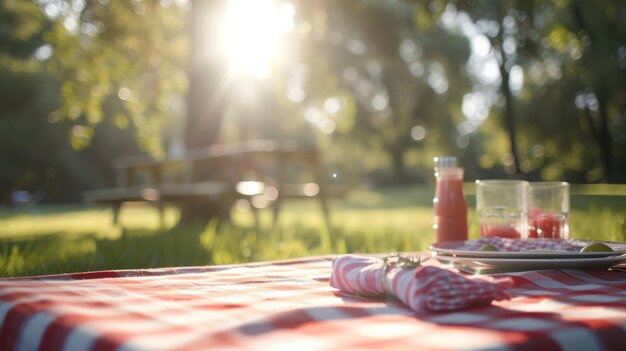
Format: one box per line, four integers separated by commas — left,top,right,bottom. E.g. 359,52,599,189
528,181,570,239
476,180,529,239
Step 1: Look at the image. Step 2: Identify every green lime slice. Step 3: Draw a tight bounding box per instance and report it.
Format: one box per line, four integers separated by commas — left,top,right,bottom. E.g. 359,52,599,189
580,242,613,253
478,244,499,251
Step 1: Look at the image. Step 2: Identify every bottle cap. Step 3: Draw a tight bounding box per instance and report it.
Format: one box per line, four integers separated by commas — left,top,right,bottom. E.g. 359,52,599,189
433,156,457,171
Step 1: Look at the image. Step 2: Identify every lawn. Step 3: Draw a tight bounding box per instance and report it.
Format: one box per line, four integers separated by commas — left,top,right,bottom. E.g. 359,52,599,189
0,185,624,278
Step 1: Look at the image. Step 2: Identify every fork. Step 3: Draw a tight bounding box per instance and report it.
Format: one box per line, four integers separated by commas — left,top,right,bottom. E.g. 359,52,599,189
402,254,422,269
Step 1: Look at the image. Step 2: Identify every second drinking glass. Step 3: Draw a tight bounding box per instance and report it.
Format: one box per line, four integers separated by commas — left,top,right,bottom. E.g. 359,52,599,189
528,181,570,239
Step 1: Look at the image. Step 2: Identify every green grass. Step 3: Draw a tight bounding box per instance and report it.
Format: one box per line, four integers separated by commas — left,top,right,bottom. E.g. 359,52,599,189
0,185,624,278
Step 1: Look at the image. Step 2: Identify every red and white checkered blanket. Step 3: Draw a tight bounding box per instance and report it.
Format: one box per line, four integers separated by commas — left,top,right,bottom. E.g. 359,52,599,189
330,255,512,314
1,255,625,351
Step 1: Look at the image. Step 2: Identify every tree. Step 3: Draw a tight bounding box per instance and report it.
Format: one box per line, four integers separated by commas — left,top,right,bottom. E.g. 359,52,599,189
418,0,626,182
439,0,544,175
281,0,474,183
487,0,626,182
0,1,153,203
0,0,58,202
567,0,626,181
43,0,189,157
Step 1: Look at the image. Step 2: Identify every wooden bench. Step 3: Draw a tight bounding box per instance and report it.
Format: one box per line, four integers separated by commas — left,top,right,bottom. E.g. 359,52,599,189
83,140,337,229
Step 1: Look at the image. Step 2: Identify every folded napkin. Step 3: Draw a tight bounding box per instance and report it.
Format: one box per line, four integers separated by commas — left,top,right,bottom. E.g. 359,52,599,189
330,254,512,314
460,237,578,252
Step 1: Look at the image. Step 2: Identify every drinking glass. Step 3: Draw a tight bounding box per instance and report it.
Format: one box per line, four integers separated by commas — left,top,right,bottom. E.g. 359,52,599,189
528,182,570,239
476,180,529,239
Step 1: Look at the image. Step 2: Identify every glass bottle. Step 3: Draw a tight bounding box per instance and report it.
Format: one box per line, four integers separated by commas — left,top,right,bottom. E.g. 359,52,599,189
433,156,468,243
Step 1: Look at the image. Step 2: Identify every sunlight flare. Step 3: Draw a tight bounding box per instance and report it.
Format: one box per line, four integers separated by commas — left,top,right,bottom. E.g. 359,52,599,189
225,0,294,78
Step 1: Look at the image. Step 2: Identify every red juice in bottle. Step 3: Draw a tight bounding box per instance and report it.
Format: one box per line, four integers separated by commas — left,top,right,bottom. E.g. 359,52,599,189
433,157,468,243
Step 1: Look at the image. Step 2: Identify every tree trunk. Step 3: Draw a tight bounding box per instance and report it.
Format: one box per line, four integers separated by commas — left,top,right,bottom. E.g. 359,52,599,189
571,3,614,182
185,0,229,150
179,0,231,225
391,148,406,183
595,90,613,181
498,61,521,174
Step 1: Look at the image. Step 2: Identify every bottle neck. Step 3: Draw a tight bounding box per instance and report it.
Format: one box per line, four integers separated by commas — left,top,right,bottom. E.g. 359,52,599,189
435,166,464,179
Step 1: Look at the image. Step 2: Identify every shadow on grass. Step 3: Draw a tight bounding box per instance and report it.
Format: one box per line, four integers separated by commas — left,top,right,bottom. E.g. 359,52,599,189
0,222,248,278
0,204,105,219
0,215,347,278
0,217,435,278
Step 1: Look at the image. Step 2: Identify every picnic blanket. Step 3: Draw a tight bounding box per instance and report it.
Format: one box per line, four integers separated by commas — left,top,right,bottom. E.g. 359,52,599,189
0,255,625,350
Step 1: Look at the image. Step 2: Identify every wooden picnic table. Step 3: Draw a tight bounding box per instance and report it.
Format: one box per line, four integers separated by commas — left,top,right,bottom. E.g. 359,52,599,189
0,252,625,350
83,140,342,227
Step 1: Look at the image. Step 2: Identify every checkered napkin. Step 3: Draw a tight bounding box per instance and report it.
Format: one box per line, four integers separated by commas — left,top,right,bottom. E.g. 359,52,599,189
329,255,512,314
460,237,579,252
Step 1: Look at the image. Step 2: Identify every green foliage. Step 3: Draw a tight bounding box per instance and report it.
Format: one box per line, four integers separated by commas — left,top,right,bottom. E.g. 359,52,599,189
0,0,45,57
0,59,142,202
401,0,625,182
453,0,626,181
0,2,65,200
44,0,189,156
288,0,474,184
0,1,148,202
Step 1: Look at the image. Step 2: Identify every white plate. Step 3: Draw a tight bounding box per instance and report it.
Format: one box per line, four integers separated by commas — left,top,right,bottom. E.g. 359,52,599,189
429,240,626,259
434,253,626,274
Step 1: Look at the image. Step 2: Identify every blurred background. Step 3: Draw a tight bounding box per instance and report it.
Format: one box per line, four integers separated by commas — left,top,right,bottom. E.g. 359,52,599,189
2,0,625,203
0,0,625,277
